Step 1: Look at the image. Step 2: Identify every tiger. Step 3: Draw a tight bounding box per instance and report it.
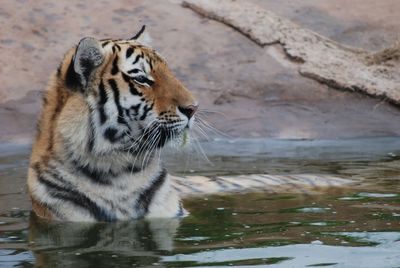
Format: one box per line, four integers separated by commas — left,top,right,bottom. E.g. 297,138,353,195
27,26,199,222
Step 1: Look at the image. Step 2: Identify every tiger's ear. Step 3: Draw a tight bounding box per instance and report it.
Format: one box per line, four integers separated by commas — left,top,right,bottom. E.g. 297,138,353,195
66,37,104,90
130,25,152,47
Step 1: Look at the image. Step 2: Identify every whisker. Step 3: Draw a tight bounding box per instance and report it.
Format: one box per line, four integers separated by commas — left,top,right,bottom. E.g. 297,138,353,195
191,134,212,165
135,126,159,169
196,109,229,119
196,117,232,138
193,124,211,141
131,122,159,167
141,129,160,169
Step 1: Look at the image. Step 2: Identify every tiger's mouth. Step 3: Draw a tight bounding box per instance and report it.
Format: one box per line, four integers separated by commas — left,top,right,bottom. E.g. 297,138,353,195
130,123,185,152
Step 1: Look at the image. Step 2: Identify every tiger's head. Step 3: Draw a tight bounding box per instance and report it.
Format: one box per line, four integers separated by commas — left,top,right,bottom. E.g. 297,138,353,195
56,27,197,154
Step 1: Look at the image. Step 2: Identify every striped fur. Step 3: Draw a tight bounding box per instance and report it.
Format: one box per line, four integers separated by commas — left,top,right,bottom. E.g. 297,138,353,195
28,31,197,222
172,174,354,197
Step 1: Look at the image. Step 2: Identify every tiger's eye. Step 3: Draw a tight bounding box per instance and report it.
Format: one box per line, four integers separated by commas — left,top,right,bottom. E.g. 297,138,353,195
133,75,154,86
134,75,147,84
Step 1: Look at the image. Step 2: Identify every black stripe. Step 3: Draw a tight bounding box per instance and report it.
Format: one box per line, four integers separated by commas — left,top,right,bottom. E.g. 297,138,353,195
98,80,108,124
71,159,113,185
65,57,82,90
124,108,131,119
130,103,141,115
80,58,94,83
126,164,141,174
33,163,115,221
127,68,140,74
111,55,119,75
103,127,119,143
218,177,243,190
157,127,169,148
174,179,204,193
147,59,153,70
108,79,128,125
126,47,134,58
140,104,152,120
121,72,131,83
39,175,114,221
129,82,142,96
136,123,167,150
141,77,154,86
87,111,95,152
135,168,167,217
70,158,141,185
101,41,110,47
114,44,121,51
124,103,141,120
210,177,228,190
121,73,143,96
45,163,75,188
132,54,141,65
46,86,64,154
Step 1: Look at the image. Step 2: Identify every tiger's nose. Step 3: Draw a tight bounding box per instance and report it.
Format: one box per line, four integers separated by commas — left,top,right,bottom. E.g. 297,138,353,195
178,104,198,119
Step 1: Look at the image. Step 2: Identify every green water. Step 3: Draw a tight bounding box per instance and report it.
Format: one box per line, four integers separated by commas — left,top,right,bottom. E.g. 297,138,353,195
1,138,400,267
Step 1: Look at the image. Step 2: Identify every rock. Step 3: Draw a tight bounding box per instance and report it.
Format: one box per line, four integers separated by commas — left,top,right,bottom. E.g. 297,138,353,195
183,0,400,104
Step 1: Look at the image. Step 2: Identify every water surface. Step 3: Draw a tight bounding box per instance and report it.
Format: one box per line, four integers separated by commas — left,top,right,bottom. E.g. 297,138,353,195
1,138,400,267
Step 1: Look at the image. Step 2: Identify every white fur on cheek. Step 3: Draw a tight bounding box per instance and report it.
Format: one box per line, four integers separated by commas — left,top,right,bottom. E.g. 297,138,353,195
188,116,195,129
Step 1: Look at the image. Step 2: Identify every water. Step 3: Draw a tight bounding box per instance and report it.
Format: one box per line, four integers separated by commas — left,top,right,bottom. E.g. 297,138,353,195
1,138,400,267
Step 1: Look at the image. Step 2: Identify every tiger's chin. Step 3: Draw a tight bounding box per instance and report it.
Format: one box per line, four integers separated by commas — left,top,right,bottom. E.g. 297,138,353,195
156,128,189,149
125,126,188,154
154,129,189,150
166,129,190,150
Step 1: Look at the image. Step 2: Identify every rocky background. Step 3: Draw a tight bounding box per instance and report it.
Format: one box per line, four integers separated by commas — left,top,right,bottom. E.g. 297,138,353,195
1,0,400,143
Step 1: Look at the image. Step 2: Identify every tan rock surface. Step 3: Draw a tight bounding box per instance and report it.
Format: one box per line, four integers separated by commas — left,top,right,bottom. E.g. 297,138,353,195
1,0,400,143
183,0,400,104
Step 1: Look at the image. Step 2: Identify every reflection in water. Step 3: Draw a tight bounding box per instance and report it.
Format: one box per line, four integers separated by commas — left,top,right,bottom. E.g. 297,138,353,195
29,214,180,267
